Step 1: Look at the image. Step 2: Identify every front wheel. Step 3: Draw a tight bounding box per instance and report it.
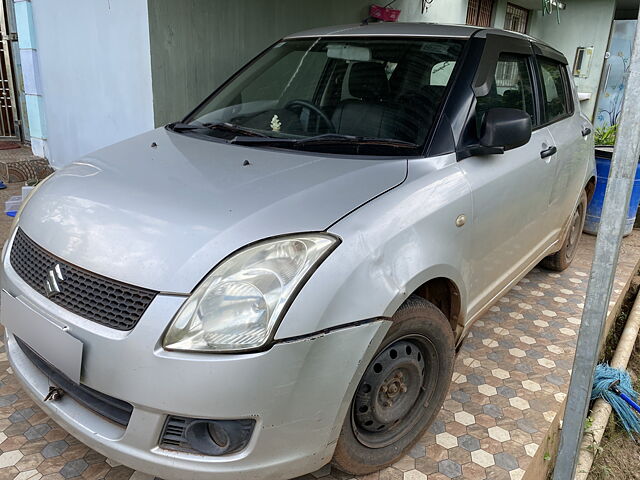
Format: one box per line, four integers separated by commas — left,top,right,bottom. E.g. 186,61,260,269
541,190,587,272
332,295,455,475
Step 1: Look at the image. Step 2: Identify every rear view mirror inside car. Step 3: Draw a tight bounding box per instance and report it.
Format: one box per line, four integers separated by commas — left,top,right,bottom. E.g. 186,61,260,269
326,44,372,62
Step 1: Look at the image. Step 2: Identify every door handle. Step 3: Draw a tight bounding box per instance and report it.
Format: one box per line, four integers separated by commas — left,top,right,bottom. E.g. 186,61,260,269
540,146,557,158
582,126,592,137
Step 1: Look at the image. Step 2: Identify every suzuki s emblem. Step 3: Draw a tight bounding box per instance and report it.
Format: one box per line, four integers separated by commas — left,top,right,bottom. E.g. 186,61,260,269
44,264,64,297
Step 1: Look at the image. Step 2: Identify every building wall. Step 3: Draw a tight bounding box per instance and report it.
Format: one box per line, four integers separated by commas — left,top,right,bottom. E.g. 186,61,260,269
492,0,508,29
527,1,616,119
394,0,468,24
28,0,155,166
14,0,47,156
147,0,466,127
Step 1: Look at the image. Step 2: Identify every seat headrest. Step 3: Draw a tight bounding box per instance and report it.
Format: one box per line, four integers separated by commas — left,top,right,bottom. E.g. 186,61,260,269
349,62,390,101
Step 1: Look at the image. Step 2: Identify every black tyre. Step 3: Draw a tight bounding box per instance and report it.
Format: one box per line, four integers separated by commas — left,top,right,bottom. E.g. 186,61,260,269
541,190,588,272
332,295,455,475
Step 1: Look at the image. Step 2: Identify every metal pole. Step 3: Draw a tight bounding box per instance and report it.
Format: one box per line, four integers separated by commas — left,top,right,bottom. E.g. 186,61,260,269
553,8,640,480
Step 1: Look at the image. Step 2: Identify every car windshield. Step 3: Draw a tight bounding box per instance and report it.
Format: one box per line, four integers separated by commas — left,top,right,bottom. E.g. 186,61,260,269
179,37,465,155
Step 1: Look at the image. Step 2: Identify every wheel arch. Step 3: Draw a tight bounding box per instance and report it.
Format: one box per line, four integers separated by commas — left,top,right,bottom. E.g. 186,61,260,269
384,266,467,338
411,277,462,334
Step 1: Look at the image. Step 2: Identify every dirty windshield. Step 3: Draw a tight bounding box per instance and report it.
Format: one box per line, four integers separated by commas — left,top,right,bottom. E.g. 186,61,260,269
179,37,465,155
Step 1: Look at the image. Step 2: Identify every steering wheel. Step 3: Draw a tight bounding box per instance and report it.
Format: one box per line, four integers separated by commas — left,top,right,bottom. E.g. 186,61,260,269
285,99,335,133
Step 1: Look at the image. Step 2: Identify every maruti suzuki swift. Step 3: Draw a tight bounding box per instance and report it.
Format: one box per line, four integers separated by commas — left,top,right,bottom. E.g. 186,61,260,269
1,22,594,479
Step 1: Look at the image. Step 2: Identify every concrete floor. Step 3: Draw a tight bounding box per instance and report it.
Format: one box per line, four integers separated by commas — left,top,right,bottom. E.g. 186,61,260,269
0,184,23,241
0,188,638,480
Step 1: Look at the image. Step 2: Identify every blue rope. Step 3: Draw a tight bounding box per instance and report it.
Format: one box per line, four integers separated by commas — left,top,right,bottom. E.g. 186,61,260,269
592,363,640,434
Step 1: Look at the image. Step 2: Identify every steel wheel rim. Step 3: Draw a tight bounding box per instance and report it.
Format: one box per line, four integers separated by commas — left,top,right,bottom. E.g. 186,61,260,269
351,334,439,448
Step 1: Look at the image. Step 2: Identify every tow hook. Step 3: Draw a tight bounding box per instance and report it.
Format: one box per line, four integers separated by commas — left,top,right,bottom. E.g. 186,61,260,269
43,386,65,402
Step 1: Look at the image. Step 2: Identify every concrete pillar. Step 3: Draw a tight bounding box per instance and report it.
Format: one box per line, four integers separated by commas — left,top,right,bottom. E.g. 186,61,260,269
13,0,48,159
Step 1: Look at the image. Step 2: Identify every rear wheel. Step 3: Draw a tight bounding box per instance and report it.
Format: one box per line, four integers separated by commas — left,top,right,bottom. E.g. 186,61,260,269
541,190,587,272
332,296,455,475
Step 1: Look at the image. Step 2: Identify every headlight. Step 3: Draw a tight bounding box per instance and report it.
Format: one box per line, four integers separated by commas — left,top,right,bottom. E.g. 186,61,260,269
163,233,338,352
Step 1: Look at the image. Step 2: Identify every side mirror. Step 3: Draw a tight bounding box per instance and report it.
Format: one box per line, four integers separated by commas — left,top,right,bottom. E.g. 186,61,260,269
480,107,532,151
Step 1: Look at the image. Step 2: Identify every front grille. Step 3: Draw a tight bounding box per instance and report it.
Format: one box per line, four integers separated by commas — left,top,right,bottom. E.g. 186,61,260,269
15,336,133,426
10,228,158,331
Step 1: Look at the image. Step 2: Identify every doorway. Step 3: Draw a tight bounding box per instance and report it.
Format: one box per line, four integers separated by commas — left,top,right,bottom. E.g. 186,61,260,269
0,0,21,141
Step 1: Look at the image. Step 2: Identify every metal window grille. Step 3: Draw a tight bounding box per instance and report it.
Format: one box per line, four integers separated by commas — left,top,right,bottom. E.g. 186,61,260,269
496,59,521,88
0,0,19,139
505,3,529,34
466,0,495,27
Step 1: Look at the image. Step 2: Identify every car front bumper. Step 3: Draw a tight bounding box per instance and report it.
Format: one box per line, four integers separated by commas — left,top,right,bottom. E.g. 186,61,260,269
2,252,389,480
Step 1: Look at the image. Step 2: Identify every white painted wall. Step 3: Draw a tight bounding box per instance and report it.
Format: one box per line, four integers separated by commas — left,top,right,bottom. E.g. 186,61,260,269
528,0,616,119
395,0,468,23
30,0,154,166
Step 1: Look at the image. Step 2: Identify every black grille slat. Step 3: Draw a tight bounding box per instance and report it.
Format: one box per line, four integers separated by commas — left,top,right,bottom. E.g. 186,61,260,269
160,417,189,449
15,336,133,426
10,228,158,331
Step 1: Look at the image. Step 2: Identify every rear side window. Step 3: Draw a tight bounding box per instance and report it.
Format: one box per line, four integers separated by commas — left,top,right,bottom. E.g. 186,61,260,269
538,57,571,123
476,53,535,130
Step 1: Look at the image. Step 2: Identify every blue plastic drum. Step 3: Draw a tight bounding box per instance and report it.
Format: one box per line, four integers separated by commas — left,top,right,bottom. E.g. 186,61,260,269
584,146,640,237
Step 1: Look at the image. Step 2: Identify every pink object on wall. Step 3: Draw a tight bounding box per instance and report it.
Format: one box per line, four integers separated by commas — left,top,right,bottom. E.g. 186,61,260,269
369,5,401,22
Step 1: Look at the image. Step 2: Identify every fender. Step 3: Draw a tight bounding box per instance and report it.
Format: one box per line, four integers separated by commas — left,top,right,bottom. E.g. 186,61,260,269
276,154,472,340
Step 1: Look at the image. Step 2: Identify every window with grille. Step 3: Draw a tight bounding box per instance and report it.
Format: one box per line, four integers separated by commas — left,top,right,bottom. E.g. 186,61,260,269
504,3,529,34
466,0,495,27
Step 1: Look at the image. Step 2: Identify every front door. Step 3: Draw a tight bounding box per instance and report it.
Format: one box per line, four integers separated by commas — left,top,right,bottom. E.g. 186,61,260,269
459,52,556,319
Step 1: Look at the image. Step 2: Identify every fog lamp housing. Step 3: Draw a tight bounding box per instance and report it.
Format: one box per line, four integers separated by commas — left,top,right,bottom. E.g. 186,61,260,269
160,415,255,456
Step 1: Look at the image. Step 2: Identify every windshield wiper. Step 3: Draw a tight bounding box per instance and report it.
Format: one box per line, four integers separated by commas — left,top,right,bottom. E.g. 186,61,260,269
168,122,267,137
171,124,418,151
204,122,268,138
169,122,201,132
229,133,418,148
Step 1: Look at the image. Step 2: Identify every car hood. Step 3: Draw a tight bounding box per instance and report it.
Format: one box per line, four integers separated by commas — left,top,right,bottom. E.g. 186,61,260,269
18,128,407,293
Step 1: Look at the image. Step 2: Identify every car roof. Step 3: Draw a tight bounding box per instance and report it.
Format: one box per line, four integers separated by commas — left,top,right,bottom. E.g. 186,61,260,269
285,22,479,39
285,22,555,52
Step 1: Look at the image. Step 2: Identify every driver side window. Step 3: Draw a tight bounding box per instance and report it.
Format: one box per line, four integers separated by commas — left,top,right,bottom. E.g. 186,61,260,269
476,53,535,132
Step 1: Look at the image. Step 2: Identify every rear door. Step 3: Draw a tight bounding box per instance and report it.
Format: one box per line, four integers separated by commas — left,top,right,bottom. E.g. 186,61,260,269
535,53,591,229
458,44,557,318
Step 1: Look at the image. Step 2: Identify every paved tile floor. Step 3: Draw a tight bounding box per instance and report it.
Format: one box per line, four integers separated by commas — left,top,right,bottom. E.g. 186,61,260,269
0,220,638,479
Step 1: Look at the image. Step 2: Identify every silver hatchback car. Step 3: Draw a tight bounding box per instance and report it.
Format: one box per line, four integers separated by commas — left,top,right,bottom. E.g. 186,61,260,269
1,22,593,480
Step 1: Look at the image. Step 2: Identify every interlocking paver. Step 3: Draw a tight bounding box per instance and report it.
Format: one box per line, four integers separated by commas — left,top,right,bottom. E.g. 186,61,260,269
59,458,88,478
494,451,519,471
0,451,24,469
24,425,51,441
487,426,510,442
437,459,461,478
457,434,480,452
471,449,495,468
41,441,68,459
